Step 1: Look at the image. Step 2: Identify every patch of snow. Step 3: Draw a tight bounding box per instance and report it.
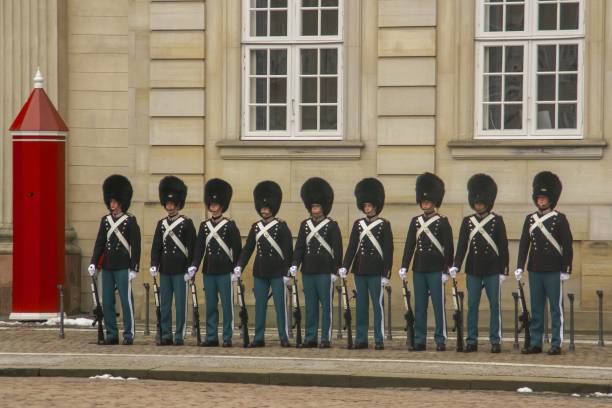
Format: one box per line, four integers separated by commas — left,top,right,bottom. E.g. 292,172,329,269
89,374,137,381
517,387,533,393
572,394,581,397
44,317,94,327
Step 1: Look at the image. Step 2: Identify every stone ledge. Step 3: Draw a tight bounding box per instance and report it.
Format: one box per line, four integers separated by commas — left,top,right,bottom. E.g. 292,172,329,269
216,140,364,160
448,139,607,160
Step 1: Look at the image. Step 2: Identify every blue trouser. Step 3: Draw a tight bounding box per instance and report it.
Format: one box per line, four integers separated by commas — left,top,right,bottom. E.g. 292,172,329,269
160,273,188,342
102,268,134,341
203,273,234,343
413,271,447,346
355,275,384,345
466,274,501,346
529,271,563,348
253,276,289,343
302,274,334,344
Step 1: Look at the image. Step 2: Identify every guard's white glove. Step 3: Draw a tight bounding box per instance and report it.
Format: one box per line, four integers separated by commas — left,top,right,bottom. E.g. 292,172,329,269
448,267,459,279
514,268,523,281
231,273,239,283
187,266,197,280
283,276,291,285
331,274,338,283
88,264,97,277
289,265,298,277
399,268,407,280
233,266,242,278
128,270,137,281
338,267,348,279
441,273,450,284
149,266,158,277
381,277,390,287
499,274,507,284
560,272,570,281
183,273,190,282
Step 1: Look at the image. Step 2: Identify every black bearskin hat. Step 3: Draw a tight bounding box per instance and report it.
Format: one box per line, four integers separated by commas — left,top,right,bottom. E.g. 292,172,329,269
300,177,334,216
532,171,562,208
354,178,385,214
416,172,445,208
103,174,133,212
468,173,497,211
204,178,233,213
159,176,187,210
254,180,282,216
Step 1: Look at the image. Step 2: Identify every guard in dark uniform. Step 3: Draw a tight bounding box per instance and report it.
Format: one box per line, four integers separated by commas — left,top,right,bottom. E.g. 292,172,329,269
399,172,453,351
150,176,196,346
450,174,509,353
235,181,293,347
290,177,343,348
88,175,141,345
516,171,572,355
189,178,242,347
340,178,393,350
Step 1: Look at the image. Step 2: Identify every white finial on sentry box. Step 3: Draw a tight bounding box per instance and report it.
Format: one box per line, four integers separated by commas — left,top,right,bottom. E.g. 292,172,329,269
33,68,44,89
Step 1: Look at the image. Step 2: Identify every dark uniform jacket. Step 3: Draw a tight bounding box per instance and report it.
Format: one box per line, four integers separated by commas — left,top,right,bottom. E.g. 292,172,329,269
91,212,141,272
517,210,573,274
453,212,509,276
292,217,343,275
401,213,453,273
150,215,197,275
191,217,242,275
342,217,393,278
237,218,293,278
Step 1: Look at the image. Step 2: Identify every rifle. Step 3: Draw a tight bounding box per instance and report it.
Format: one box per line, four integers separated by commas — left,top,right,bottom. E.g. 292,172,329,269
190,279,202,346
236,277,250,347
517,279,531,350
291,276,303,347
90,275,105,344
401,278,415,349
451,278,464,352
341,277,354,349
153,276,163,345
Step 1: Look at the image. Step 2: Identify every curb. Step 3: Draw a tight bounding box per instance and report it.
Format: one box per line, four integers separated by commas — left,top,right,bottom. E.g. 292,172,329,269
0,366,609,394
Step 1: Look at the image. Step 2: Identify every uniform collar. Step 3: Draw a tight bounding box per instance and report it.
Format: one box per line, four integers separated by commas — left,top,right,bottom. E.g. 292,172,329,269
111,211,124,220
422,211,437,220
211,214,224,224
474,211,490,220
261,216,276,224
365,215,378,223
167,213,181,222
310,215,327,224
537,208,553,216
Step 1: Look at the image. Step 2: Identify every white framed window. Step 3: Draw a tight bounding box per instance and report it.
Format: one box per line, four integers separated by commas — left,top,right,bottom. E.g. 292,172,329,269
475,0,583,139
242,0,343,140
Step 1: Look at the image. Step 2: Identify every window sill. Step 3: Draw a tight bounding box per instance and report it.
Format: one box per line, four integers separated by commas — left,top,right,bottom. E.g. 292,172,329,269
447,139,607,160
216,140,364,160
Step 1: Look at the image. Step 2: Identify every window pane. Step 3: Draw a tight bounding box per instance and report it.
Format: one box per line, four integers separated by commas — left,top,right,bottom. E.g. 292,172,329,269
302,10,318,35
538,45,556,72
322,0,338,6
321,10,339,35
253,106,267,131
253,10,267,36
506,4,525,31
269,106,287,130
505,46,523,72
254,0,267,8
320,106,337,130
505,75,523,102
255,78,267,103
251,49,267,75
537,74,556,101
485,5,503,32
504,105,522,129
537,104,555,129
538,3,557,30
483,104,501,130
301,78,317,103
484,47,502,73
483,76,502,102
320,77,337,103
558,104,577,128
270,78,286,103
271,0,287,7
301,49,318,74
320,49,338,74
558,74,577,101
270,10,288,36
270,49,287,75
303,0,318,6
559,44,578,71
301,106,317,130
560,2,579,30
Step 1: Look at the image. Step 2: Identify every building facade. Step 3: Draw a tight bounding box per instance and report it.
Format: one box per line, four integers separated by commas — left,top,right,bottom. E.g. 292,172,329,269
0,0,610,329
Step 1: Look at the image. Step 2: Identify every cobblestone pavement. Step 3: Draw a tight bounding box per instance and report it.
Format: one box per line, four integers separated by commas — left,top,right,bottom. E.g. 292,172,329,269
0,377,610,408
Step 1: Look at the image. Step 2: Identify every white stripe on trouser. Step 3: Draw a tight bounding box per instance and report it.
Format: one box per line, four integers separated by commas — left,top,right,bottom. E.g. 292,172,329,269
283,282,289,339
498,279,503,342
183,281,189,339
441,279,447,339
328,278,334,341
127,279,135,339
379,282,385,338
559,280,564,345
230,278,235,334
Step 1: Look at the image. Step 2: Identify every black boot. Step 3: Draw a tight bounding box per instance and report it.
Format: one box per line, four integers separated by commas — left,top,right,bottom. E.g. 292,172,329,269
547,346,562,355
521,346,542,354
410,343,426,352
491,343,501,353
464,344,478,353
